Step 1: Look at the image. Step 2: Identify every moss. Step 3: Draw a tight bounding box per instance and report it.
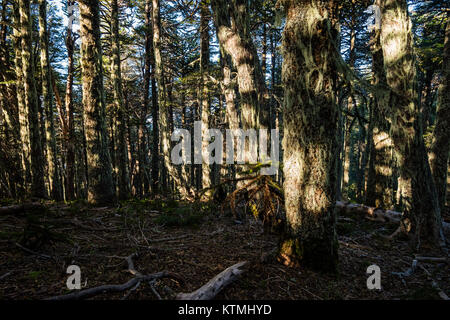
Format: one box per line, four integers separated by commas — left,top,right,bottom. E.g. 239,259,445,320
278,235,338,274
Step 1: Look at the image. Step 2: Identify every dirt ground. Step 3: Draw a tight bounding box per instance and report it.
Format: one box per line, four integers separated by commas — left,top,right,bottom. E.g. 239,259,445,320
0,199,448,300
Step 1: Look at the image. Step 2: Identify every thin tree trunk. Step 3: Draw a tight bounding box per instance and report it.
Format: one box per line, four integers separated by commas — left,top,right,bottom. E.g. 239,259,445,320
64,0,76,201
200,0,211,199
79,0,115,205
19,0,46,198
111,0,130,200
39,0,63,201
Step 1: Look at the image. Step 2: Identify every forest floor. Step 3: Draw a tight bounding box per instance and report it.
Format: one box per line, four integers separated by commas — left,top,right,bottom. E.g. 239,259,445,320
0,198,448,300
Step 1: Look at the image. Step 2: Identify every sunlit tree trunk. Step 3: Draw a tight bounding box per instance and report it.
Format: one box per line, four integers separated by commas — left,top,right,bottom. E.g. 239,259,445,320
79,0,115,205
380,0,443,246
111,0,130,200
39,0,63,201
200,0,211,199
19,0,46,198
12,2,30,189
430,19,450,213
366,7,393,209
278,0,339,273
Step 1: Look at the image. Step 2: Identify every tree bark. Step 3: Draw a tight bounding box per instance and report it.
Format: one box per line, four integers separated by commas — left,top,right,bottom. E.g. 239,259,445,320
79,0,115,205
366,8,394,209
39,0,63,201
111,0,131,200
19,0,46,198
430,19,450,214
380,0,444,246
278,0,339,273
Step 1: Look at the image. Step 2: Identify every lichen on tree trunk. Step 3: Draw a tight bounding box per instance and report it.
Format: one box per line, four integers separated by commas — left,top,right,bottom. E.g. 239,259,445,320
278,0,339,273
380,0,444,246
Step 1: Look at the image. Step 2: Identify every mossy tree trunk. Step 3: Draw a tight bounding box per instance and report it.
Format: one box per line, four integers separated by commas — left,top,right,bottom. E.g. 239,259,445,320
366,2,393,209
430,19,450,214
380,0,444,246
278,0,339,273
79,0,115,205
200,0,211,198
19,0,46,198
39,0,63,201
111,0,131,200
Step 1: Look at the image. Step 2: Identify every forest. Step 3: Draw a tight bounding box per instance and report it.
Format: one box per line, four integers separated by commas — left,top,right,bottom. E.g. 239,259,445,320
0,0,448,301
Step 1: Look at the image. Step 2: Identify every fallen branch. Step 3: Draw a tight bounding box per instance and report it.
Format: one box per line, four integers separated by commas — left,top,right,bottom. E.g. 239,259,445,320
176,261,248,300
45,253,182,300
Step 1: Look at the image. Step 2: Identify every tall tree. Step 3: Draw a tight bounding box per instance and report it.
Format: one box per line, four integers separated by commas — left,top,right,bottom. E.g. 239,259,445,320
39,0,63,201
19,0,46,198
365,0,393,209
12,1,30,188
152,0,192,199
278,0,339,273
430,18,450,213
79,0,115,205
200,0,211,198
65,0,76,200
111,0,131,200
380,0,443,246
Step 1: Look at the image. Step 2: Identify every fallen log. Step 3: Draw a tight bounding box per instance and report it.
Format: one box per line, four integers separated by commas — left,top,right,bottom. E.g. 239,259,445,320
335,201,401,223
335,201,450,238
0,203,44,216
176,261,248,300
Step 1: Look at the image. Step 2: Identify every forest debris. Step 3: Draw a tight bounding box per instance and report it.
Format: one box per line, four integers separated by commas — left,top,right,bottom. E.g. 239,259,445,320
175,261,248,300
45,253,182,300
417,264,449,300
15,242,52,260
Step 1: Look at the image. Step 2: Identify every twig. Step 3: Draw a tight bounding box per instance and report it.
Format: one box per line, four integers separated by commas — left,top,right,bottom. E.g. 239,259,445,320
0,271,13,281
15,242,52,260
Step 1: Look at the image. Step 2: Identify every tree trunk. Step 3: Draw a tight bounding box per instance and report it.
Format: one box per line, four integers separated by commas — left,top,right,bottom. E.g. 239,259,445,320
39,0,63,201
65,0,76,201
380,0,443,246
430,19,450,213
152,0,192,199
111,0,131,200
79,0,115,205
278,0,339,273
200,0,211,199
366,10,393,209
12,2,31,189
19,0,46,198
